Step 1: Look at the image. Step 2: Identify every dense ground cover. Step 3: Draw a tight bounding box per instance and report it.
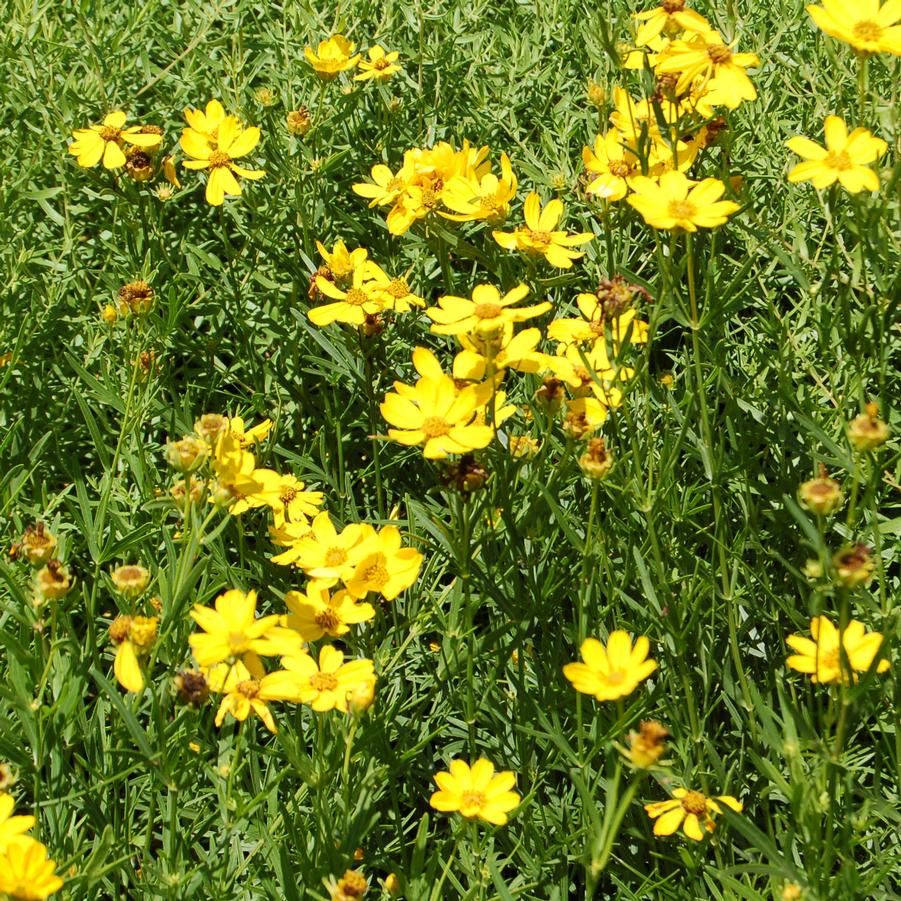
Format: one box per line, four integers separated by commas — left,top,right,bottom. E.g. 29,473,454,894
0,0,899,898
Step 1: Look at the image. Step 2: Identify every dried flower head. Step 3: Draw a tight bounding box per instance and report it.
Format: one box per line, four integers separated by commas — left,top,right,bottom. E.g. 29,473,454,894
536,376,566,413
329,868,368,900
579,437,614,481
14,523,58,567
287,108,312,136
118,280,154,315
625,720,669,769
125,149,154,181
440,455,490,495
35,560,72,601
175,669,210,707
832,543,874,588
847,403,890,451
798,465,843,515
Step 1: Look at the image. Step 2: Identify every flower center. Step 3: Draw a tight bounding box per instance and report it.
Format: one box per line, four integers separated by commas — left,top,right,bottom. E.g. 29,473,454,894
420,187,439,208
824,150,853,171
109,615,132,645
605,669,625,685
681,791,708,816
236,679,260,699
707,45,732,64
361,560,389,589
208,150,231,168
661,0,685,11
852,20,882,42
310,672,339,692
324,547,348,567
280,489,297,506
461,790,486,811
608,160,634,178
374,58,389,70
228,632,249,653
668,199,696,220
344,288,368,306
387,177,405,193
473,302,503,319
314,608,341,631
99,126,121,142
421,416,451,438
527,229,552,247
820,648,841,671
387,278,409,298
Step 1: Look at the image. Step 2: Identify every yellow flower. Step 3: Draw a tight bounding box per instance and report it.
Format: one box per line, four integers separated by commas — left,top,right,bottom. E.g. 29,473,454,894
548,282,649,349
108,615,157,693
241,471,324,528
440,152,518,223
364,263,425,312
427,284,550,337
806,0,901,54
316,240,372,283
380,348,494,459
344,526,424,600
0,795,35,851
188,589,281,668
210,432,268,509
270,511,372,580
305,34,361,80
493,192,594,268
627,171,740,230
633,0,710,46
180,116,265,206
624,721,669,769
847,402,891,450
309,265,385,327
563,632,657,701
354,45,402,81
545,342,629,405
645,788,742,841
282,582,375,640
452,325,547,381
563,396,612,438
266,645,376,713
582,132,641,201
352,160,414,209
786,616,890,683
0,836,63,899
228,415,273,446
798,467,843,515
786,116,887,193
182,99,230,146
68,111,162,169
205,659,297,733
429,758,520,825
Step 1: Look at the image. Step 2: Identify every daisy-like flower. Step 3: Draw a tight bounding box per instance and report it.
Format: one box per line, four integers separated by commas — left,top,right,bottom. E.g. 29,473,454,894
582,131,642,202
546,341,630,405
352,160,414,208
786,116,887,193
189,589,281,668
210,432,268,509
493,193,594,268
365,263,425,312
644,788,742,841
282,582,375,640
354,45,402,81
68,111,162,169
380,347,494,459
429,758,521,826
315,240,373,284
267,645,375,713
633,0,710,47
627,171,740,231
0,794,35,851
563,632,657,701
305,34,361,80
440,152,518,223
806,0,901,55
344,526,424,600
0,836,63,899
228,416,273,446
180,116,266,206
205,659,301,733
426,284,550,337
242,471,324,528
786,616,890,684
108,615,158,693
309,266,385,327
182,99,230,146
452,325,547,381
270,511,373,580
548,282,649,349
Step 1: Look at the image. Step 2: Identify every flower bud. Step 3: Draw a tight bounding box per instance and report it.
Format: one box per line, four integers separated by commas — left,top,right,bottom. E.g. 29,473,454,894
383,873,401,895
847,402,890,451
798,466,842,515
35,560,72,601
101,304,118,325
579,437,614,481
832,543,874,588
111,564,151,599
586,79,607,108
348,678,376,714
165,436,208,472
625,720,669,769
286,108,312,136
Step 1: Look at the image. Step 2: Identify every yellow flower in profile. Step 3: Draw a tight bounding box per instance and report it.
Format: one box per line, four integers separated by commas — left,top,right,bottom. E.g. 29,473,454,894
229,415,273,446
0,836,63,899
182,99,230,146
205,659,299,733
270,511,372,579
426,284,550,337
68,111,162,169
633,0,710,46
108,615,158,693
305,34,361,80
847,402,890,450
189,589,280,667
354,45,402,81
452,325,547,381
786,616,890,684
583,132,641,201
0,795,35,851
627,171,740,231
210,432,267,509
315,240,372,284
344,525,424,600
493,192,594,268
806,0,901,55
563,632,657,701
645,788,742,841
180,116,266,206
380,348,494,459
429,758,521,825
282,582,375,640
786,117,887,193
548,281,649,349
271,645,376,713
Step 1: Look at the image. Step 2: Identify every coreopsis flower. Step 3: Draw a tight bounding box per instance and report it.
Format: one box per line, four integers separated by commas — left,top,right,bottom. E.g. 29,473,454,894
180,116,266,206
493,193,594,268
786,117,887,193
426,284,550,337
205,659,299,733
353,160,414,209
354,45,402,81
68,111,162,169
327,869,368,900
117,280,154,315
548,281,649,349
563,632,657,701
380,348,494,459
545,342,629,405
452,325,547,381
654,29,760,109
189,589,280,668
798,467,843,515
644,788,742,841
806,0,901,55
210,433,267,508
286,107,312,136
282,582,375,640
271,512,374,581
563,396,612,438
624,721,669,769
305,35,361,80
108,615,158,692
110,564,150,599
315,240,372,284
242,471,324,528
627,171,740,230
271,645,376,713
12,524,57,567
429,758,521,826
309,266,385,327
344,526,424,600
0,836,63,899
365,264,425,312
183,99,230,146
583,132,641,201
633,0,710,46
0,794,35,850
832,544,874,588
847,402,891,449
440,152,518,222
786,616,890,683
228,416,273,446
